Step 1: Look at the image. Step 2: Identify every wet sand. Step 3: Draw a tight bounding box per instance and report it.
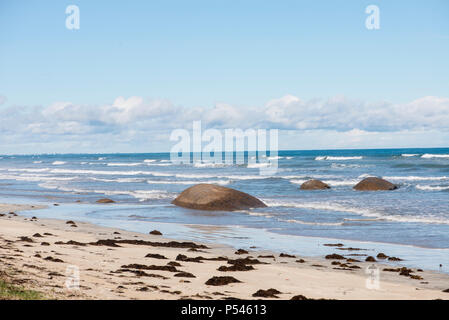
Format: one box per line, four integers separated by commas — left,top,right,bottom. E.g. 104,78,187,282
1,203,448,300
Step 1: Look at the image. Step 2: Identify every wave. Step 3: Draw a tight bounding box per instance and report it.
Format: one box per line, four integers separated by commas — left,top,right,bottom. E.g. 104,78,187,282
52,161,66,165
421,154,449,159
401,154,419,157
0,173,77,182
107,162,142,167
290,178,358,187
33,161,43,164
89,177,146,183
247,162,271,168
384,175,449,182
315,156,363,161
143,159,156,163
416,185,449,191
146,179,230,185
279,218,344,226
193,162,229,168
262,200,449,225
38,182,173,201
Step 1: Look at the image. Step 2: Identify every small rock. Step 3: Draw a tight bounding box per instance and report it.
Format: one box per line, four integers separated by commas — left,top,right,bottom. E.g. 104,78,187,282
205,276,241,286
325,254,345,260
376,253,388,259
96,198,115,204
149,230,162,236
252,288,281,298
365,256,376,262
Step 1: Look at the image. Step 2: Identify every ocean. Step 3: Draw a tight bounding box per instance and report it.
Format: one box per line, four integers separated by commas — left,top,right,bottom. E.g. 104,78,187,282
1,148,448,272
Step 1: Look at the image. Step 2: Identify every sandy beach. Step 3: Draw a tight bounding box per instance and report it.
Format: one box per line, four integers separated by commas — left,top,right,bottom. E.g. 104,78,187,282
1,203,448,300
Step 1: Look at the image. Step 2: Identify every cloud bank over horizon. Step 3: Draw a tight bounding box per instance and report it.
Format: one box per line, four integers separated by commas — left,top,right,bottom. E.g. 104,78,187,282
0,94,448,154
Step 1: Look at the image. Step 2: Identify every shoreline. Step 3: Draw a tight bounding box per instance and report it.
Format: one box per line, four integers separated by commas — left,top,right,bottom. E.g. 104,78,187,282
1,203,449,300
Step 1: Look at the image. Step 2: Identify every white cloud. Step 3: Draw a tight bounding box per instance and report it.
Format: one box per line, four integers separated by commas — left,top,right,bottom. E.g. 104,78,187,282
0,94,448,153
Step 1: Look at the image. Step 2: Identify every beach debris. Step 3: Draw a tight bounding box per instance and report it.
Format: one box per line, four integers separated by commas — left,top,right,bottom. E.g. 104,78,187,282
121,264,178,272
205,276,241,286
325,254,345,260
32,233,43,238
55,240,87,246
296,259,306,263
149,230,162,236
376,253,388,259
388,256,403,261
44,256,64,263
235,249,249,255
323,243,344,247
96,198,115,203
41,242,50,246
227,257,266,265
258,255,275,259
443,289,449,293
365,256,376,262
117,269,168,279
280,253,296,258
172,184,267,211
346,258,361,263
145,253,167,259
19,236,34,242
353,177,398,191
174,272,196,278
252,288,281,298
218,262,255,272
291,295,309,300
83,239,208,249
300,179,331,190
167,261,182,267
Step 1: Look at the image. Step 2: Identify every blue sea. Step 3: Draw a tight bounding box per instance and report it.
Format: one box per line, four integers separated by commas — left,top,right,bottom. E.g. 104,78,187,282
1,148,449,272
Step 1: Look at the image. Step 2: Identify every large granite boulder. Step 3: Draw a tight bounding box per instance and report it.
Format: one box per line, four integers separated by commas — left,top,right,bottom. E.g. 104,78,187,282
300,179,331,190
353,177,397,191
172,184,267,211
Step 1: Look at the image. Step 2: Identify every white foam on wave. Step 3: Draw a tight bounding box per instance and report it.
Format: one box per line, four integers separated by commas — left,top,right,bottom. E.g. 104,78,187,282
279,218,344,226
143,159,157,163
33,161,42,164
193,162,229,168
0,173,77,183
262,200,449,225
421,154,449,159
247,162,271,168
289,178,359,187
146,179,230,186
416,185,449,191
38,181,173,201
316,156,363,161
384,176,449,181
89,177,146,183
107,162,142,167
401,154,419,157
52,161,66,165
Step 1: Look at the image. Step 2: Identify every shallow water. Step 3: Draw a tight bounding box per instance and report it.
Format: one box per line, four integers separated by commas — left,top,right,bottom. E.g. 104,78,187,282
1,148,448,272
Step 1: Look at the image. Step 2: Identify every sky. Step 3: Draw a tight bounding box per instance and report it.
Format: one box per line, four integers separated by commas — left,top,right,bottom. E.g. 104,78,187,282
0,0,448,154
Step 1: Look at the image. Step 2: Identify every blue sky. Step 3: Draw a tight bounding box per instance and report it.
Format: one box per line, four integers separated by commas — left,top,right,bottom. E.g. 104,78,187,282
0,0,448,153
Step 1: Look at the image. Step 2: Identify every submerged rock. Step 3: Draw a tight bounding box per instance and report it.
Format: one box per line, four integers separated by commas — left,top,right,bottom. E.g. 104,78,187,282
353,177,397,191
300,179,331,190
96,198,115,204
172,184,267,211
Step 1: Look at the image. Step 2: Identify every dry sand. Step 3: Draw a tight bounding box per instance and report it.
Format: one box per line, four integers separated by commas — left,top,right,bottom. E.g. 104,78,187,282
1,203,448,300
